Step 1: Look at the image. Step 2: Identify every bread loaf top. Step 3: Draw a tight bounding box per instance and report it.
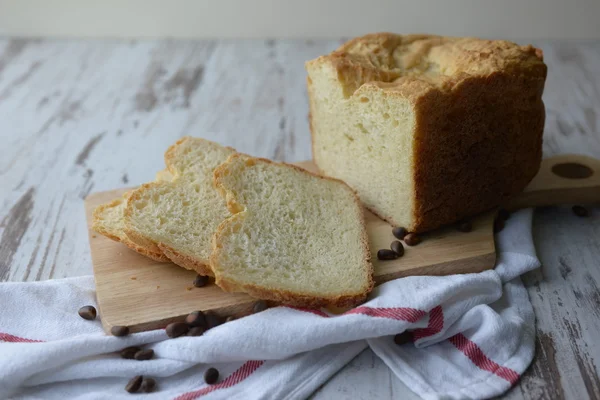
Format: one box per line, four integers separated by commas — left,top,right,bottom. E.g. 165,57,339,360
307,33,546,99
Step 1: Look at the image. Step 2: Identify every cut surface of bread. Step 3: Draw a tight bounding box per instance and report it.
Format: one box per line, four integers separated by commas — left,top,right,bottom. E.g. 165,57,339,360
306,33,547,233
92,170,173,262
211,154,373,308
124,137,235,276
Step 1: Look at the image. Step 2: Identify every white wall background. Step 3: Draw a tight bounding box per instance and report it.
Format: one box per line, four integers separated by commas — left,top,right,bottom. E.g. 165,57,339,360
0,0,599,39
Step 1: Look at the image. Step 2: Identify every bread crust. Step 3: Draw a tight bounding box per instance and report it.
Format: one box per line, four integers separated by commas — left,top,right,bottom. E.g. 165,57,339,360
157,243,214,276
122,182,168,255
306,33,547,233
92,198,171,262
123,137,237,274
92,167,176,262
211,154,374,308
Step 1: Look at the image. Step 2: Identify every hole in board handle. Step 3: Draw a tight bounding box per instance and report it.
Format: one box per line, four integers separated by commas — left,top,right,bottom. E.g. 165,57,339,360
551,162,594,179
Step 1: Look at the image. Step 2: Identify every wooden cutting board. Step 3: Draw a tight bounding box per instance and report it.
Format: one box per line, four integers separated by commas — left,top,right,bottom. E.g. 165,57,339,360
85,155,600,333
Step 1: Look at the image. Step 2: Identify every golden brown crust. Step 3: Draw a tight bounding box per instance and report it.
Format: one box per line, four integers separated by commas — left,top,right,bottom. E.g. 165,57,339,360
122,183,167,255
211,154,374,308
410,70,545,232
157,243,213,276
307,33,546,100
215,276,368,309
307,33,547,233
92,199,171,262
123,136,237,273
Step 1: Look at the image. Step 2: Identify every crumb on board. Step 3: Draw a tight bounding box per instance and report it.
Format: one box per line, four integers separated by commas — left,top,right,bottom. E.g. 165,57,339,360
131,277,137,280
186,287,193,291
92,234,97,238
156,285,160,289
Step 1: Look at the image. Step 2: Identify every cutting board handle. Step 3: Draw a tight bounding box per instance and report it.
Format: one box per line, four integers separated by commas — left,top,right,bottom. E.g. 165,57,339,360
507,154,600,210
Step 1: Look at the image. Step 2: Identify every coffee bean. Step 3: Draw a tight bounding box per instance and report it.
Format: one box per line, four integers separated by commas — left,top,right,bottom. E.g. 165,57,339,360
457,221,472,233
390,241,404,256
134,349,154,360
125,375,143,393
204,367,219,384
394,331,412,345
205,312,223,329
165,322,189,338
494,218,505,233
120,346,140,359
404,233,421,246
225,316,236,323
185,311,207,328
78,305,97,320
392,227,408,240
140,377,156,393
253,300,268,313
377,249,398,260
573,205,589,217
498,208,510,221
188,326,206,336
193,274,209,288
111,325,129,337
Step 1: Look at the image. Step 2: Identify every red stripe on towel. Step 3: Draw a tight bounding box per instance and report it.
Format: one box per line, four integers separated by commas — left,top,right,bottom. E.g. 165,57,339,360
412,305,444,340
448,333,520,385
343,306,426,323
173,360,265,400
0,332,44,343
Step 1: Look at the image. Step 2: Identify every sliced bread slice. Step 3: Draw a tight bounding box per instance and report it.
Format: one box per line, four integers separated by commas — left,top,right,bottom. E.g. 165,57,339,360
92,170,173,262
211,154,374,308
123,137,236,276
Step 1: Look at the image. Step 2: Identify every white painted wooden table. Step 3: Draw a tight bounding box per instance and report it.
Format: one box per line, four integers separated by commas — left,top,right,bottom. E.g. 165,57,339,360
1,38,599,399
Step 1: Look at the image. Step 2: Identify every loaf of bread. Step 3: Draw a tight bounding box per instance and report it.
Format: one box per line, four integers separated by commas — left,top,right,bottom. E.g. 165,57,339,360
123,137,235,276
92,170,173,262
306,33,547,233
211,154,373,308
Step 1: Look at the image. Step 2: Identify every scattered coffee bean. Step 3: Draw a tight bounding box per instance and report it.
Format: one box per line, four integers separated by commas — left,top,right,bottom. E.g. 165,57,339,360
134,349,154,361
377,249,399,260
394,331,412,345
390,241,404,256
120,346,140,359
140,377,156,393
204,367,219,384
253,300,268,313
205,312,223,329
572,205,589,217
78,305,97,321
125,375,143,393
111,325,130,337
185,311,207,328
498,208,510,221
392,227,408,240
165,322,189,338
225,316,236,323
457,221,472,233
404,233,421,246
188,326,206,336
193,275,209,288
494,218,505,233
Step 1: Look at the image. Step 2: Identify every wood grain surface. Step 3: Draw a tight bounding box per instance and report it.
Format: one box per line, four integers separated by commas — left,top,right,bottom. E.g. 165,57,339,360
85,163,497,334
85,154,600,334
1,37,599,399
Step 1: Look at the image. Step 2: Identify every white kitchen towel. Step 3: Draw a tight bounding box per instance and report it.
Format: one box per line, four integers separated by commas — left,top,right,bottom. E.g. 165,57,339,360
0,209,540,400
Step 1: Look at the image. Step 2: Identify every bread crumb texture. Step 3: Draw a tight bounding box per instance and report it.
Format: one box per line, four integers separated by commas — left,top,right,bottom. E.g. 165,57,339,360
123,137,236,275
211,154,373,308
